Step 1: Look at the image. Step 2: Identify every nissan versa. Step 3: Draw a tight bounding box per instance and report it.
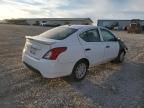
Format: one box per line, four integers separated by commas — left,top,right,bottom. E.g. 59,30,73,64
22,25,127,81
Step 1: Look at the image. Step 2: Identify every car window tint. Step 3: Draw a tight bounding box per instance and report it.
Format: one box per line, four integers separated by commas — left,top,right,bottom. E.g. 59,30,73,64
100,29,115,41
39,27,77,40
80,29,101,42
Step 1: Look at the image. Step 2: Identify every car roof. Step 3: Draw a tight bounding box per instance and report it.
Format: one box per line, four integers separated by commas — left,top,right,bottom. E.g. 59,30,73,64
61,25,97,30
59,25,110,32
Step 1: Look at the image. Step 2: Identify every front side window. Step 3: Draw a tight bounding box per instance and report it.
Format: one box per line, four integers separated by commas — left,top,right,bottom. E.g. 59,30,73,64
39,27,77,40
100,29,116,41
80,29,101,42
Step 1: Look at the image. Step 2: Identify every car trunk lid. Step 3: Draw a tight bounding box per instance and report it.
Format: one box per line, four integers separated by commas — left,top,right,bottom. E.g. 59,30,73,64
24,36,59,59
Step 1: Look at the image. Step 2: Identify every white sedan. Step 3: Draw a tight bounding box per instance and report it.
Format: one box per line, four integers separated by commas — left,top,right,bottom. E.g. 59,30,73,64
22,25,127,81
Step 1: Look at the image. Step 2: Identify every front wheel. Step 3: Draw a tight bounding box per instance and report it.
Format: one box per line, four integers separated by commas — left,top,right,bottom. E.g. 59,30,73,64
71,61,88,81
115,51,126,63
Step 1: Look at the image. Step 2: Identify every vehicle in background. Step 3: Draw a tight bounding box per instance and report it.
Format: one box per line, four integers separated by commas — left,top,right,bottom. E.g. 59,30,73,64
127,19,142,33
40,22,61,27
105,22,119,30
22,25,127,81
40,22,48,26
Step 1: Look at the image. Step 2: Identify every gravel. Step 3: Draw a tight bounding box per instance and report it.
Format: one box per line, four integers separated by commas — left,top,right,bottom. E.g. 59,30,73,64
0,24,144,108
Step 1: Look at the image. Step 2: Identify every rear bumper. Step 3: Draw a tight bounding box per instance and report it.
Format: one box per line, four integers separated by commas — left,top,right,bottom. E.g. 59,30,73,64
22,54,74,78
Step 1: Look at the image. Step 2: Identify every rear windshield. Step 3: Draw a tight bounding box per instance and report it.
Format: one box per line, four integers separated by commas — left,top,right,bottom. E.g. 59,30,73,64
39,27,77,40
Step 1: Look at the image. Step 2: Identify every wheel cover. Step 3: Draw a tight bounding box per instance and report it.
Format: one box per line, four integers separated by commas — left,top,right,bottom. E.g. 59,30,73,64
75,63,87,79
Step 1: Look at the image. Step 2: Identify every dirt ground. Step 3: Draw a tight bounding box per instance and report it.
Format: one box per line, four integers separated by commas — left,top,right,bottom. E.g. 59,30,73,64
0,24,144,108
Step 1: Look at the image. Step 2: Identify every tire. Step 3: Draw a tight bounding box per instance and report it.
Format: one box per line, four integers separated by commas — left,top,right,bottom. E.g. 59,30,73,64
71,60,88,81
115,51,126,63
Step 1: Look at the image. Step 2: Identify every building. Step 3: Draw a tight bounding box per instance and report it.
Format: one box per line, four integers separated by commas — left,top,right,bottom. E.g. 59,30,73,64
97,19,144,30
6,18,93,26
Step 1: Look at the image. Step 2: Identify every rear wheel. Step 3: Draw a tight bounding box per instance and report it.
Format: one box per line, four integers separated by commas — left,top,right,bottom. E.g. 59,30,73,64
71,61,88,81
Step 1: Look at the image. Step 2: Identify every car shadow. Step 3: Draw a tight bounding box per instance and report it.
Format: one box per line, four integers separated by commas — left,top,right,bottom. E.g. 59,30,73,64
64,62,144,108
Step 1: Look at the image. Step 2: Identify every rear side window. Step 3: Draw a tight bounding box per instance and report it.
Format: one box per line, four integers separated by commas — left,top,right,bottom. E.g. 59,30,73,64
80,29,101,42
39,27,77,40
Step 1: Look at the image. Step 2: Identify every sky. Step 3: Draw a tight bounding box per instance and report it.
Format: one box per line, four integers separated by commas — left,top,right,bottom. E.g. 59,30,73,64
0,0,144,23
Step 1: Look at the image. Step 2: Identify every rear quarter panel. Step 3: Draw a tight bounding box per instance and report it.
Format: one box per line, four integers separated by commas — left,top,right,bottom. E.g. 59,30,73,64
52,33,86,64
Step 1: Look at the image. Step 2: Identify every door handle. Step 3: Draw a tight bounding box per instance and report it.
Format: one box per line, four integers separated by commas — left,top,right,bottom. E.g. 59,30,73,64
106,46,110,48
85,48,91,51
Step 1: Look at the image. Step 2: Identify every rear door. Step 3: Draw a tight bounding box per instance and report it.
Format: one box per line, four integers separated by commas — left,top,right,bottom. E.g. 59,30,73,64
99,28,119,61
78,28,105,65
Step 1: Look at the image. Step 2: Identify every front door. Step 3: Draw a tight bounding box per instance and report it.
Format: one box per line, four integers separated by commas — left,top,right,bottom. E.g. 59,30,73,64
99,28,119,61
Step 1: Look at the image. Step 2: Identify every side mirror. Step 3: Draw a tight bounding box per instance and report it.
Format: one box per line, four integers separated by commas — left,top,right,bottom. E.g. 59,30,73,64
114,37,121,41
117,38,121,40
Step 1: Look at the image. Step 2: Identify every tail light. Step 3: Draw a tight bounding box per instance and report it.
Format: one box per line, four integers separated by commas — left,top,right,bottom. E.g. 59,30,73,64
43,47,67,60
